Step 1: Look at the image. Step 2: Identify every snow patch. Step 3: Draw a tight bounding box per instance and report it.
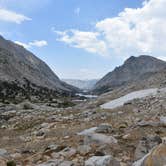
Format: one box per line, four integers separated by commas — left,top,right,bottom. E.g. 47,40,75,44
101,88,158,109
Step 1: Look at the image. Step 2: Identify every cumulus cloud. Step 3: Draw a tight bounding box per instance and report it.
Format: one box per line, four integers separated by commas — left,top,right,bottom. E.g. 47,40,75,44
157,56,166,61
96,0,166,57
54,0,166,58
15,41,30,49
54,29,108,56
0,8,31,24
29,40,48,47
15,40,48,49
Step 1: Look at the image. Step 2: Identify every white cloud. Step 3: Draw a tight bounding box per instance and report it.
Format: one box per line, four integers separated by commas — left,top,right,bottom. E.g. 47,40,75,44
157,56,166,61
29,40,48,47
54,0,166,59
74,7,80,16
54,29,108,56
96,0,166,57
15,40,48,49
0,8,31,24
15,41,30,49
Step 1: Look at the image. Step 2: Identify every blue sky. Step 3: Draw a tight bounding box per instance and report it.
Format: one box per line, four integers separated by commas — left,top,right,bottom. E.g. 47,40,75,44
0,0,165,79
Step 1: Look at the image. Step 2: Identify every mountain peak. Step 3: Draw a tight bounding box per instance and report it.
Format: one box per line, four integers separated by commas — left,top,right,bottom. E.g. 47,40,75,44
0,35,78,101
124,56,137,64
124,55,156,64
93,55,166,94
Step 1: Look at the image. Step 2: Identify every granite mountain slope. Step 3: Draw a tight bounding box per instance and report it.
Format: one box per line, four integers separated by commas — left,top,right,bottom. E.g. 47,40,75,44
0,35,78,101
93,55,166,94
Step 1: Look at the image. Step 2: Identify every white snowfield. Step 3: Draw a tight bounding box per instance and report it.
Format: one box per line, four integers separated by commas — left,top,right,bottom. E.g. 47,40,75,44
101,88,159,109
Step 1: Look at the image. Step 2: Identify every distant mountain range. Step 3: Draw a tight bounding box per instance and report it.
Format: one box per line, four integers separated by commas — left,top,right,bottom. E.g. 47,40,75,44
0,35,79,102
63,79,98,91
93,55,166,94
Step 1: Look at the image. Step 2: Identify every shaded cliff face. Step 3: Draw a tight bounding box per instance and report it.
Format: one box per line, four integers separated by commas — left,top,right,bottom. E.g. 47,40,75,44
0,35,78,101
93,55,166,94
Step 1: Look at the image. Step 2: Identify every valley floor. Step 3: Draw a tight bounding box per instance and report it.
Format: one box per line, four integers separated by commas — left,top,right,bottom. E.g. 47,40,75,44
0,87,166,166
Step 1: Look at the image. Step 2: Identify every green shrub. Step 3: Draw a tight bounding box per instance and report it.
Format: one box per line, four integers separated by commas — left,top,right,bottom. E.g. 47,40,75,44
7,161,16,166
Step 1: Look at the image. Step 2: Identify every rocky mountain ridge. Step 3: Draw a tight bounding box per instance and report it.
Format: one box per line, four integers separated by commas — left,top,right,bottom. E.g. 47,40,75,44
0,35,79,102
93,55,166,94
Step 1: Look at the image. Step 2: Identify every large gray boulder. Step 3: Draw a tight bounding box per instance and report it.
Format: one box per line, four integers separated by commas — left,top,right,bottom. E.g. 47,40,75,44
78,127,117,145
95,123,113,134
134,135,162,161
133,143,166,166
85,155,120,166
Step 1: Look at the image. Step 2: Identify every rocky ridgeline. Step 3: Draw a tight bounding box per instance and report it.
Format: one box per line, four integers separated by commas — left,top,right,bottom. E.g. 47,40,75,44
0,35,79,103
0,88,166,165
93,55,166,94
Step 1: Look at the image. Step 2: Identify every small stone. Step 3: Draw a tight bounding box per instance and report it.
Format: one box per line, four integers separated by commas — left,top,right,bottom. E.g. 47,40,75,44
36,130,45,137
45,144,66,153
77,145,92,155
95,123,113,134
10,153,22,159
0,125,7,129
64,136,70,139
59,161,74,166
0,149,8,157
60,147,76,158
